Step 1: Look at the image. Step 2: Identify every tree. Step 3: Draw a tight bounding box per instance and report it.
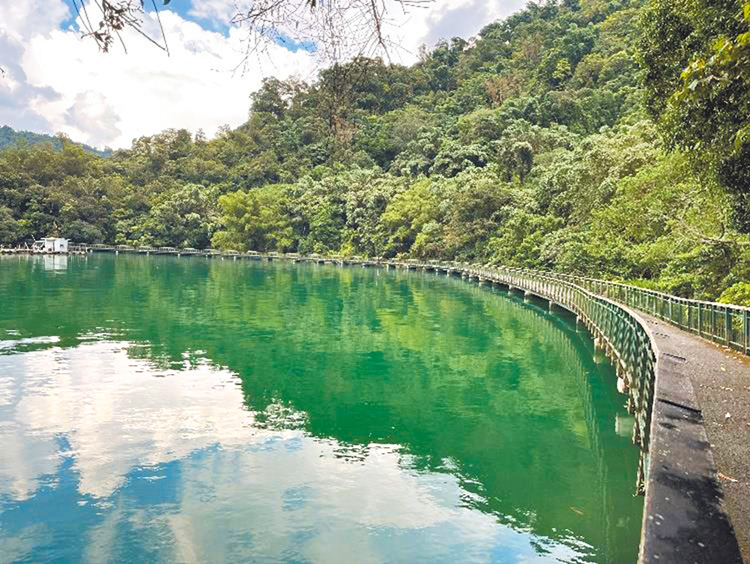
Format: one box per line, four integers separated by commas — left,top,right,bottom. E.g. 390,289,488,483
212,185,292,251
381,178,439,256
639,0,750,231
3,0,749,302
0,205,18,245
143,184,218,248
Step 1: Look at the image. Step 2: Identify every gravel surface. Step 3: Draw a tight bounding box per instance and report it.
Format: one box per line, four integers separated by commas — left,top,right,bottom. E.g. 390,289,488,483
641,314,750,563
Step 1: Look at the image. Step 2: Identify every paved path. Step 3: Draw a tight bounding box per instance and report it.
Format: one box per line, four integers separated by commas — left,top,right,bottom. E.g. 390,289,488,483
640,313,750,562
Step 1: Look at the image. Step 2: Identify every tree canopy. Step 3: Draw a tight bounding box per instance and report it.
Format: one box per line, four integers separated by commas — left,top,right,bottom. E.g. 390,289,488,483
640,0,750,230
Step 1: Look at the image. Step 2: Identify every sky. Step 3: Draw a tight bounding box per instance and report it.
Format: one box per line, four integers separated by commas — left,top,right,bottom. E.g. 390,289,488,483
0,0,527,150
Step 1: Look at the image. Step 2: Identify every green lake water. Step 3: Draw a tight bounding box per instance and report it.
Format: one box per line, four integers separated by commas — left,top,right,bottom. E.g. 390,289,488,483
0,254,643,563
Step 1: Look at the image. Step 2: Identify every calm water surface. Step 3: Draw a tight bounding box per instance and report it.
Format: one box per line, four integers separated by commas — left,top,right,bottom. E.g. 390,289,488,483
0,255,642,563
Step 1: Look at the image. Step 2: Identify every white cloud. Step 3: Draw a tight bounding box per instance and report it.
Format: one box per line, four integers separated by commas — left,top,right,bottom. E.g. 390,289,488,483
0,340,585,563
0,0,526,149
421,0,529,47
0,31,61,133
383,0,528,64
2,3,316,149
65,91,122,147
0,0,70,43
188,0,241,24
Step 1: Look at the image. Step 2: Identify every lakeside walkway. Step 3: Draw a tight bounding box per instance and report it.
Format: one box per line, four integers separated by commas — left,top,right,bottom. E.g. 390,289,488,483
640,313,750,562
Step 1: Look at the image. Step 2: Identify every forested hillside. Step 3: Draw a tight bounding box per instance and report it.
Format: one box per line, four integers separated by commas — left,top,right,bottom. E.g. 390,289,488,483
0,126,111,157
1,0,749,304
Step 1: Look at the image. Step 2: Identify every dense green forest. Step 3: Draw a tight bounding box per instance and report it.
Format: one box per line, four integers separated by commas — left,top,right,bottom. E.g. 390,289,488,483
1,0,749,304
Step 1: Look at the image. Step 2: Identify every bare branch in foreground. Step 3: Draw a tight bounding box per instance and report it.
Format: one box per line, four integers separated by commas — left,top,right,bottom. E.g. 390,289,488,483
68,0,433,68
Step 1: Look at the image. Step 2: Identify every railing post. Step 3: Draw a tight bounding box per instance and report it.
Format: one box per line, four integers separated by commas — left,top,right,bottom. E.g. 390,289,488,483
725,307,732,347
712,304,717,342
745,309,749,355
698,304,703,337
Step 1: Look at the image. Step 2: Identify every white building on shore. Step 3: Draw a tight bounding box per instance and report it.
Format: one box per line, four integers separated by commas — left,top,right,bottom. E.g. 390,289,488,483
33,238,69,254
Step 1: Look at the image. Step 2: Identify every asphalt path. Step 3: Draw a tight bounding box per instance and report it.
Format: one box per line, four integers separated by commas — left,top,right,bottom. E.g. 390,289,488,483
640,313,750,562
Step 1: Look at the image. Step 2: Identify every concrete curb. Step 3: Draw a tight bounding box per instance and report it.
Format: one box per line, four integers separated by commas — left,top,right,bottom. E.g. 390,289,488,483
639,351,744,563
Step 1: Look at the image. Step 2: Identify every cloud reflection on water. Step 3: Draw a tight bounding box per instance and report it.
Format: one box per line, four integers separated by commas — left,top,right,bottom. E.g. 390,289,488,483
0,341,588,563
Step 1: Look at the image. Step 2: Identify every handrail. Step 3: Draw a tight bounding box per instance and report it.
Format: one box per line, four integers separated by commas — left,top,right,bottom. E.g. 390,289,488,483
544,272,749,355
459,264,657,494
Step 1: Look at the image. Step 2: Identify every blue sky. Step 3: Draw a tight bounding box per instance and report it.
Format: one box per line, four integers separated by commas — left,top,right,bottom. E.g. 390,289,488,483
163,0,232,32
62,1,233,36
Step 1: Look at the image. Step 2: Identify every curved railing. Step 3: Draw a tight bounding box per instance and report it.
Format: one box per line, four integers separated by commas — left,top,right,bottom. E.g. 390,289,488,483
459,264,657,493
546,272,749,355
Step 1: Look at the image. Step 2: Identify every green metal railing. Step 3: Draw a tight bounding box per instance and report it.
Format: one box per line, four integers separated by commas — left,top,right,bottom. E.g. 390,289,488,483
416,261,748,490
546,273,750,355
457,264,657,492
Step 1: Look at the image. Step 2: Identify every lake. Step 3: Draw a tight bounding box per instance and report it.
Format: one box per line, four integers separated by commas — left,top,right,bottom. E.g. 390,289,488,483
0,254,642,563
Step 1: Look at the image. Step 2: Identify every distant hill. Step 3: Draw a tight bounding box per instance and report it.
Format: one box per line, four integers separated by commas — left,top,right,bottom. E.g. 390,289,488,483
0,125,112,158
